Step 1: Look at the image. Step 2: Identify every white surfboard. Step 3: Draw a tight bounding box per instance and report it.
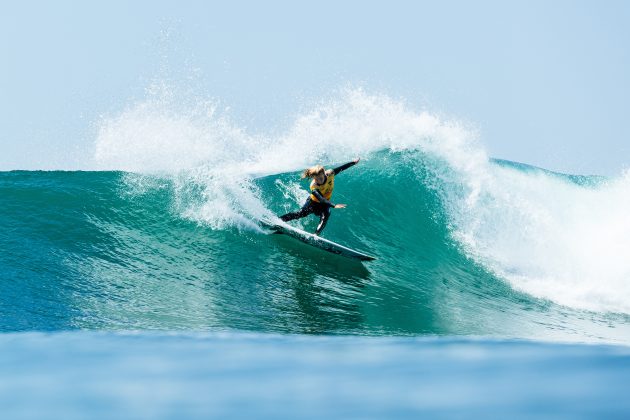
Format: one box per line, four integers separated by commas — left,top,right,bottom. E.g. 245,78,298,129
260,219,376,261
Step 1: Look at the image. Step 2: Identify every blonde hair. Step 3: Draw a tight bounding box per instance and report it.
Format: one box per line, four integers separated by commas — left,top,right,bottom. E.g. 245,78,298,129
301,165,325,179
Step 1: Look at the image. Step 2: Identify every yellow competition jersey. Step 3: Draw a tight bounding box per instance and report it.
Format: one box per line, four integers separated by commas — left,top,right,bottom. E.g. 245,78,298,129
310,172,335,202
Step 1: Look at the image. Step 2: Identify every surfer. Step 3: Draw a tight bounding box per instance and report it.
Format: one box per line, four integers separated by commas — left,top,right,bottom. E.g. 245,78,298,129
280,158,360,235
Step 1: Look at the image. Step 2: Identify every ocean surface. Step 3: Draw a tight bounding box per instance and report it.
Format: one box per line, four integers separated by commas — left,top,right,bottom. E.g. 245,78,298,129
2,90,629,418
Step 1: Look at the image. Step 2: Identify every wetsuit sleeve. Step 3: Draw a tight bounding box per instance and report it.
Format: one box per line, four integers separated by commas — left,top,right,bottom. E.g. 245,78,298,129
333,160,357,175
312,189,335,207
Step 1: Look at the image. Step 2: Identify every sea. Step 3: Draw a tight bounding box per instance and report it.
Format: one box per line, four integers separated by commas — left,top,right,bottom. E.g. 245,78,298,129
1,89,629,419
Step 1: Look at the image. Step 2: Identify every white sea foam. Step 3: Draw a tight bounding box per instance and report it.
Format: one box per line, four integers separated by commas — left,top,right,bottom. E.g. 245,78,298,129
94,86,478,228
449,165,630,314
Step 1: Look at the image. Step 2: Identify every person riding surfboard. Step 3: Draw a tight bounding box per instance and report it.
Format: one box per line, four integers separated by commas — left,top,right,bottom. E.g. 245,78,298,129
280,158,360,235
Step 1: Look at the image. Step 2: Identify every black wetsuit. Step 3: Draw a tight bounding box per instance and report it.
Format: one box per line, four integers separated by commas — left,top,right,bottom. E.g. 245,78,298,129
280,161,357,235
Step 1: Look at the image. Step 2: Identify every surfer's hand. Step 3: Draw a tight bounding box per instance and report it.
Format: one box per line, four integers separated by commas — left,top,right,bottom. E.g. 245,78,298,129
353,157,360,164
334,204,347,209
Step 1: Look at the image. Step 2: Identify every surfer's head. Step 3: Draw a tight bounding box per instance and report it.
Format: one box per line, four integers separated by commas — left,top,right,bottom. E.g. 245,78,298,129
301,165,326,183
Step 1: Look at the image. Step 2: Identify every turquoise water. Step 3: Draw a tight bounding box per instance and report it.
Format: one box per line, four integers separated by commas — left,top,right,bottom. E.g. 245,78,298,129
2,154,629,341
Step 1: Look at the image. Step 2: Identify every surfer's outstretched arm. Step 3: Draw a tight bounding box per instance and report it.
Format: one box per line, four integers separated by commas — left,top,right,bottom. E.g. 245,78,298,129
333,158,359,175
312,190,346,209
311,189,335,207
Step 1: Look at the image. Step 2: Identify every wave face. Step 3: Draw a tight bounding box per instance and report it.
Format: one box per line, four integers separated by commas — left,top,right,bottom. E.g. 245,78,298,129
2,90,629,343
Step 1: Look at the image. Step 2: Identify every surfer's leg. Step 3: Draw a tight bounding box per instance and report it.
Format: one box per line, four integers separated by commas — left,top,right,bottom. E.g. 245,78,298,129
314,206,331,235
280,199,315,222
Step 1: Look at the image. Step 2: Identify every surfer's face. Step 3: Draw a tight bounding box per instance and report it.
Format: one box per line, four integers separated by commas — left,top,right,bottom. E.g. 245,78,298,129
314,172,326,184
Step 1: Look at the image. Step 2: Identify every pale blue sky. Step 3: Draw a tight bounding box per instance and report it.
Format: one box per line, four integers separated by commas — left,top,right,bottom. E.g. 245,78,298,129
1,0,629,174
